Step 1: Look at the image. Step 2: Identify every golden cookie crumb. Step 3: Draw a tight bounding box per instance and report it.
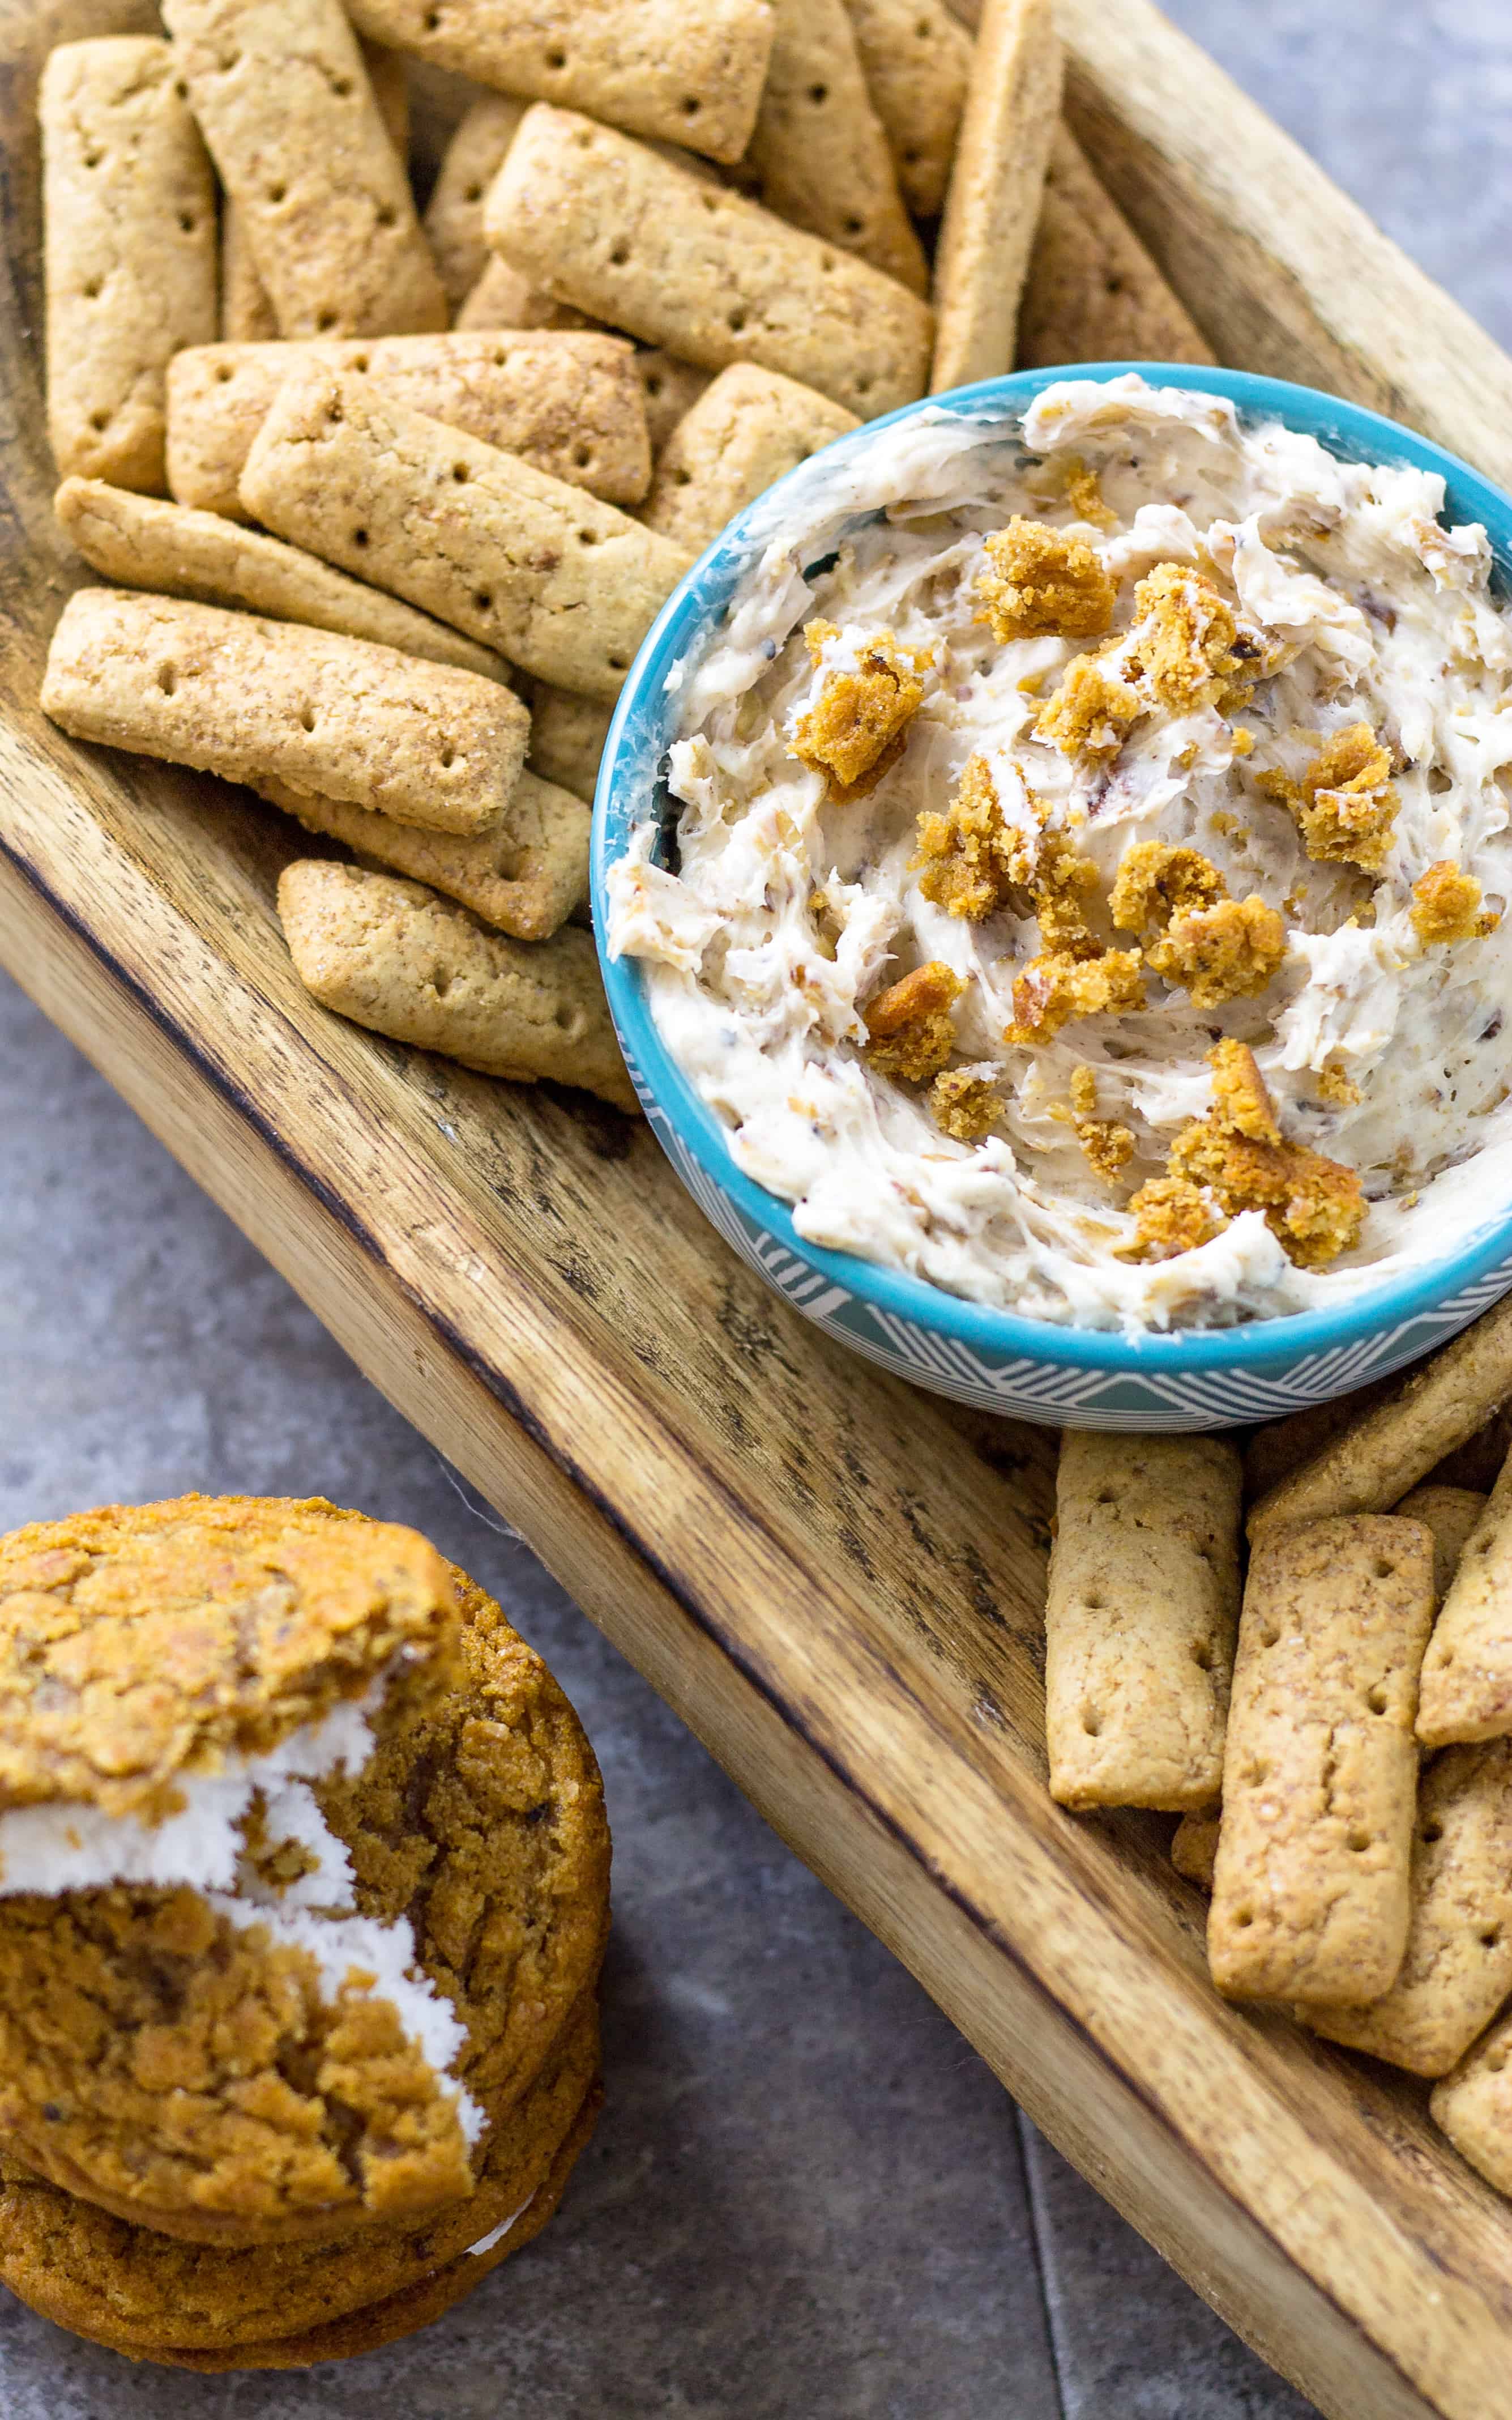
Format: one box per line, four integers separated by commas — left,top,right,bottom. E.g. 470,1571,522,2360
1209,1038,1281,1143
1167,1042,1365,1268
1077,1117,1135,1185
1147,894,1288,1008
864,960,963,1083
1062,456,1117,532
1317,1060,1361,1107
913,755,1041,919
1259,722,1398,872
1124,563,1244,713
1109,841,1226,934
791,620,929,801
975,515,1116,642
1411,859,1500,945
1035,654,1141,759
1068,1064,1098,1118
930,1067,1001,1140
1007,946,1144,1043
1231,728,1254,756
1120,1175,1224,1260
1034,832,1104,957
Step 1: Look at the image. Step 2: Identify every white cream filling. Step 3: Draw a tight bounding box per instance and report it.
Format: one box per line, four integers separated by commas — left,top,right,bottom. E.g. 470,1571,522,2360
467,2192,536,2256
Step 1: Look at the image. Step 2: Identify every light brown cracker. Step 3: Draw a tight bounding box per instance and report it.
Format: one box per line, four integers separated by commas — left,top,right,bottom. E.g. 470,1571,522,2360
528,684,613,804
41,37,218,491
486,105,934,419
745,0,927,296
637,350,716,453
1249,1293,1512,1541
259,768,589,941
1018,126,1215,370
161,0,446,340
840,0,971,219
641,363,857,551
1208,1515,1436,2005
343,0,776,165
929,0,1061,391
1044,1431,1241,1813
1307,1740,1512,2074
424,92,528,309
1418,1458,1512,1746
278,860,638,1111
1172,1813,1219,1891
240,367,687,703
55,478,511,683
1432,2010,1512,2198
168,329,650,518
454,254,605,335
41,587,528,838
1395,1484,1487,1608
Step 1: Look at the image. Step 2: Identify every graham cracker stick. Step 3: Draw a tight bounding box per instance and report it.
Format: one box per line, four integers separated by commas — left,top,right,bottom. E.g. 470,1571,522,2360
1432,2009,1512,2195
528,687,613,804
1172,1813,1219,1893
41,589,526,838
1308,1740,1512,2075
1418,1459,1512,1746
929,0,1060,393
1208,1515,1436,2005
1243,1375,1399,1509
424,93,527,311
257,770,588,941
41,38,218,492
1018,126,1216,371
1249,1294,1512,1542
168,331,651,517
1396,1485,1488,1608
240,367,690,703
455,257,603,337
55,479,510,683
341,0,775,167
840,0,970,220
745,0,928,298
486,106,934,419
222,36,411,343
277,860,636,1110
161,0,446,340
637,353,715,454
641,365,857,552
1044,1431,1241,1813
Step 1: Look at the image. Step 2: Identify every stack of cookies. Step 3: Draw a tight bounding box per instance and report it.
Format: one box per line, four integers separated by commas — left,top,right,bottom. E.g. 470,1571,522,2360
0,1493,609,2368
32,0,1212,1110
1038,1284,1512,2209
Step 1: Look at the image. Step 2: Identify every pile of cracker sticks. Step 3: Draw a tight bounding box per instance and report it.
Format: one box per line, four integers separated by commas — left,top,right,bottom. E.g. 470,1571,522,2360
35,0,1211,1105
1045,1286,1512,2202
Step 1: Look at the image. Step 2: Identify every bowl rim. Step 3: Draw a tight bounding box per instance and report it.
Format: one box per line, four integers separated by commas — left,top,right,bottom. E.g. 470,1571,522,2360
590,361,1512,1373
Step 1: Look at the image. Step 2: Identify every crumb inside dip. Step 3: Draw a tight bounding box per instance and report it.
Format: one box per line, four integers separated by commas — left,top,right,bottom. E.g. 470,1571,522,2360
606,375,1512,1332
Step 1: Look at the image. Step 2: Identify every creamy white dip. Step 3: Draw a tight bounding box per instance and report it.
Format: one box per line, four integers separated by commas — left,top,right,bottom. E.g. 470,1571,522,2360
606,376,1512,1332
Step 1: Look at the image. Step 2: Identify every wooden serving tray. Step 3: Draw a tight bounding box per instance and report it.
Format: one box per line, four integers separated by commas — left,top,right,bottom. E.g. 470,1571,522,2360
6,5,1512,2413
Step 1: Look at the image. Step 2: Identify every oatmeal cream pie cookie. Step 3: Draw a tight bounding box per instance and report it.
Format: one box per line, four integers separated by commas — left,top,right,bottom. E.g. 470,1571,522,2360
0,1497,609,2249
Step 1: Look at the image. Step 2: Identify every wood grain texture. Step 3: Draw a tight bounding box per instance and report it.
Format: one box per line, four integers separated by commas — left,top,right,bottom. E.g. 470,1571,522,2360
8,5,1512,2414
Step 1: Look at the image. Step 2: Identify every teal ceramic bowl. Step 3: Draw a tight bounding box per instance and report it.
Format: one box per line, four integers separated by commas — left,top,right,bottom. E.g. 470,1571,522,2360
591,364,1512,1430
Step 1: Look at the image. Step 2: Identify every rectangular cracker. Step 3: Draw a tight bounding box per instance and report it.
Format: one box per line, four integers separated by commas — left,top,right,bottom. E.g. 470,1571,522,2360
528,686,613,804
745,0,927,297
54,479,511,684
240,367,691,704
41,588,527,838
1418,1458,1512,1745
341,0,776,167
222,36,411,343
1017,126,1216,372
1172,1813,1219,1893
929,0,1061,393
455,257,604,338
1307,1740,1512,2075
1249,1292,1512,1541
257,770,587,941
840,0,971,220
160,0,446,340
167,331,650,517
1395,1484,1487,1608
486,106,934,419
1043,1431,1241,1813
640,364,857,552
1431,2006,1512,2196
41,37,218,492
1207,1514,1436,2005
424,93,528,311
277,859,637,1109
637,353,715,455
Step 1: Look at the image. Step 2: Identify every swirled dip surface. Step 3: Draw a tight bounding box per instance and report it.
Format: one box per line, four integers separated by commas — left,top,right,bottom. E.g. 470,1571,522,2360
607,377,1512,1331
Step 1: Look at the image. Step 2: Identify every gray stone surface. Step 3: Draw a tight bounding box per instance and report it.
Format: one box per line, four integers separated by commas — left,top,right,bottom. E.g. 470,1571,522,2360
2,3,1509,2412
